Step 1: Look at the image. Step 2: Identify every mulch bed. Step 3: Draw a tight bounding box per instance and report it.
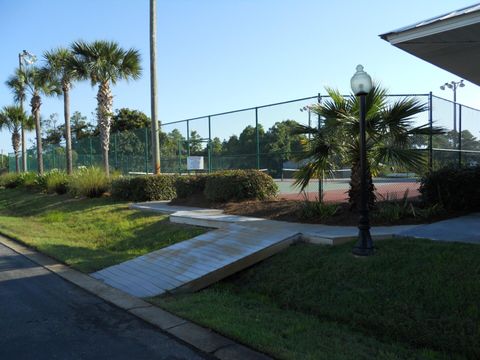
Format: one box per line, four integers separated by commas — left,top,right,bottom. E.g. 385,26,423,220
170,195,463,226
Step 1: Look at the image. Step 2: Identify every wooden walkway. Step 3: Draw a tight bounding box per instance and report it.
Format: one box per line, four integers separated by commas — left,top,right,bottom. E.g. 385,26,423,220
92,224,298,297
92,203,415,298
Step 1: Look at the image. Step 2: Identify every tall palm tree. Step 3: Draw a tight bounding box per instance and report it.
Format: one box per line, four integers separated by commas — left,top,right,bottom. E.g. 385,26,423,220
5,72,27,171
6,67,61,175
0,106,33,173
43,48,79,175
71,40,142,176
293,85,442,210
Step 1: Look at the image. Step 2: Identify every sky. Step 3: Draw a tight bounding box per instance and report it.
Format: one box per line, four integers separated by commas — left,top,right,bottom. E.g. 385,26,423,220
1,0,479,153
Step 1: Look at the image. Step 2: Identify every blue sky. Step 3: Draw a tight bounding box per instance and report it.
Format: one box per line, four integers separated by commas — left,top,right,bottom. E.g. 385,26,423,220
1,0,479,153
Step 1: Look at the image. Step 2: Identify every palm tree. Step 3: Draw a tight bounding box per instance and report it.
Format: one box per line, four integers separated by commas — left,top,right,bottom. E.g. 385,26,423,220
43,48,79,175
293,85,441,210
6,67,61,175
71,40,142,176
0,106,33,173
5,72,27,171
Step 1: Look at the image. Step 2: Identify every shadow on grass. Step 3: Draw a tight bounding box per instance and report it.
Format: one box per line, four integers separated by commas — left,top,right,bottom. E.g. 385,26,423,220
38,243,132,274
0,189,126,217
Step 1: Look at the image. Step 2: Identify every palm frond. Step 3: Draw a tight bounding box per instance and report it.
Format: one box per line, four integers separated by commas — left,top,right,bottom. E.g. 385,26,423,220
71,40,142,85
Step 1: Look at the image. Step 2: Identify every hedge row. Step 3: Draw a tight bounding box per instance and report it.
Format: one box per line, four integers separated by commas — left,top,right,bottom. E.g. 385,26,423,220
111,175,178,201
420,166,480,211
112,170,278,202
0,169,278,203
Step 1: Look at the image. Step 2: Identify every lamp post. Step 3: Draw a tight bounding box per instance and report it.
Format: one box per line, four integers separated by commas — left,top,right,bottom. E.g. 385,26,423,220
440,80,464,133
18,50,36,172
350,65,374,256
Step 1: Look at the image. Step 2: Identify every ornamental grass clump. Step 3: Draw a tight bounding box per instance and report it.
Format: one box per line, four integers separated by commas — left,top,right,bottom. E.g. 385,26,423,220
44,169,69,194
68,166,111,198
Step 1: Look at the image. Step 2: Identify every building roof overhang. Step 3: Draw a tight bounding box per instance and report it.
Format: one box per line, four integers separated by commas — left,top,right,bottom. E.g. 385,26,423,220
380,3,480,85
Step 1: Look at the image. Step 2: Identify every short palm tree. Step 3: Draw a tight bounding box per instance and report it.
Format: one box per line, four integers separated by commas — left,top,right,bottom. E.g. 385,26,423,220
293,85,441,210
43,47,80,175
71,40,142,176
0,106,34,173
6,67,61,174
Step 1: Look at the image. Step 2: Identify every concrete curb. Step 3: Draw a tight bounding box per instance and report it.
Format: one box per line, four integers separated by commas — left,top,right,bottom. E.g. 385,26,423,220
0,234,272,360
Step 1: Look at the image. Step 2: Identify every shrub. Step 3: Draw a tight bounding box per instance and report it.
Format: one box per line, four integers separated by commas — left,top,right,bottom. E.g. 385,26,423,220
420,166,480,211
0,173,23,188
298,198,339,220
44,170,69,194
19,172,38,189
175,175,207,199
133,175,178,201
111,176,135,200
68,167,111,198
111,175,178,201
0,172,40,189
204,170,278,202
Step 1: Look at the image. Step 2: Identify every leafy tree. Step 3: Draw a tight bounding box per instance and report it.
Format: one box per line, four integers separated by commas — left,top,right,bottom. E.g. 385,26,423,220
264,120,305,156
188,130,203,155
293,86,442,209
110,108,150,133
43,47,80,174
161,129,185,157
69,111,93,142
42,113,63,147
6,67,61,174
0,106,34,172
72,40,142,176
210,137,223,155
238,125,266,154
222,135,240,155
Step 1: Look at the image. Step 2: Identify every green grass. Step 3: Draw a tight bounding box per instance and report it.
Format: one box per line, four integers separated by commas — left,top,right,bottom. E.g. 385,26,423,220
0,189,206,272
153,240,480,360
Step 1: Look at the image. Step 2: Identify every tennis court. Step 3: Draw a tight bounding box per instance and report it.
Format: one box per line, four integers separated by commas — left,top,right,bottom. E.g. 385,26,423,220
275,176,420,202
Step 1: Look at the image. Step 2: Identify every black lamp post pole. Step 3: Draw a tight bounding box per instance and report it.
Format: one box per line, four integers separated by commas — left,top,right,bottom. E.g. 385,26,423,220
353,94,374,256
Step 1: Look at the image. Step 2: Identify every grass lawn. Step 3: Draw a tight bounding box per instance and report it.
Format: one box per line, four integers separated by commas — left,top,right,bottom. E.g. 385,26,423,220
152,239,480,360
0,188,206,273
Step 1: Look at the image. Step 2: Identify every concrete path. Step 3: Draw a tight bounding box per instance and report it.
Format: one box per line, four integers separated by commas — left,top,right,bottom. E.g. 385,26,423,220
0,242,208,360
92,201,416,298
398,213,480,244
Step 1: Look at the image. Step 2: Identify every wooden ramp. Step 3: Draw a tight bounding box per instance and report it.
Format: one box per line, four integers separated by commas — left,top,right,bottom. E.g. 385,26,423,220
92,202,416,298
92,223,300,298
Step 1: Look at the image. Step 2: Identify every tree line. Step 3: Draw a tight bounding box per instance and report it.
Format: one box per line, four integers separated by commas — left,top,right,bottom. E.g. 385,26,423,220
36,107,308,173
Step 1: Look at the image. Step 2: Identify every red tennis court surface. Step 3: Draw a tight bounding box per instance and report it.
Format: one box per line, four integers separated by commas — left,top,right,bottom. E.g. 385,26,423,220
279,181,420,202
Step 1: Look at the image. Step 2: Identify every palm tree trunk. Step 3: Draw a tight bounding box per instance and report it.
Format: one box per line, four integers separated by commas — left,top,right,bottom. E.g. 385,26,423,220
97,82,113,177
31,93,43,175
21,124,27,172
349,160,375,210
63,83,73,175
12,131,20,173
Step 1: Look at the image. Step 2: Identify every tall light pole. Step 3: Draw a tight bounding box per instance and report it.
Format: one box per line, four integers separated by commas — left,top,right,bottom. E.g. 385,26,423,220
150,0,161,174
299,105,312,135
350,65,373,256
18,50,36,172
440,80,465,133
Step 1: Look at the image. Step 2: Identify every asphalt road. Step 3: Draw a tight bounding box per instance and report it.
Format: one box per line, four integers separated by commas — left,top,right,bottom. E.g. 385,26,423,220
0,243,208,360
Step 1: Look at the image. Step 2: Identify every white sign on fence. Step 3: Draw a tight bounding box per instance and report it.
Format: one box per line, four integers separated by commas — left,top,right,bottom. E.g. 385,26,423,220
187,156,204,170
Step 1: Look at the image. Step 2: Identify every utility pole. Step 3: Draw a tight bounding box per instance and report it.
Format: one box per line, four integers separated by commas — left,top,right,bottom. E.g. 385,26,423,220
150,0,161,174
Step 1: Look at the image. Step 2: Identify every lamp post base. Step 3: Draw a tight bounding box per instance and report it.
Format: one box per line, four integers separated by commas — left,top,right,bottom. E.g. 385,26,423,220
352,228,374,256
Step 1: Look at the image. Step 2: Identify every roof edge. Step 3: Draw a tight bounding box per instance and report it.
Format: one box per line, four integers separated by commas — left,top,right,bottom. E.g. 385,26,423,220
380,3,480,43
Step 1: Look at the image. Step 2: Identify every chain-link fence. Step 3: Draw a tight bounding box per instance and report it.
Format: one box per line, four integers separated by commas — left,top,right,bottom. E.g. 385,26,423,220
9,93,480,202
